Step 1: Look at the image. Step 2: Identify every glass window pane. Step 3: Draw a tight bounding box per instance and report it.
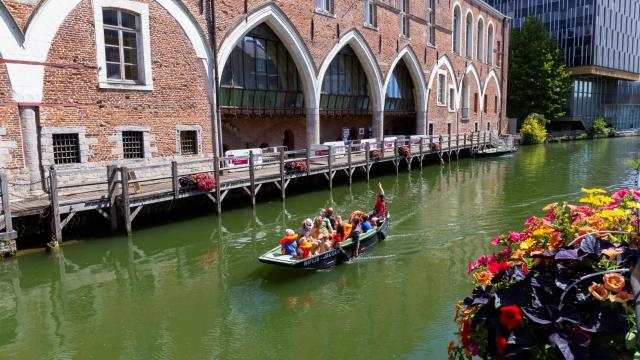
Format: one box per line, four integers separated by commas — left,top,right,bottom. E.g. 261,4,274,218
123,48,137,64
121,12,137,29
103,10,118,26
122,32,137,48
124,64,138,80
107,63,121,79
104,29,119,46
105,46,120,62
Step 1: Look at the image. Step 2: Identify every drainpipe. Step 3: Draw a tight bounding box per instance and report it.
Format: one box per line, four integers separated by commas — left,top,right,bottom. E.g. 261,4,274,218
499,17,507,135
210,0,223,156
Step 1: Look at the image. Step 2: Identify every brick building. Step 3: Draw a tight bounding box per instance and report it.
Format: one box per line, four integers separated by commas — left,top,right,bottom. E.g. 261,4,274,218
0,0,508,197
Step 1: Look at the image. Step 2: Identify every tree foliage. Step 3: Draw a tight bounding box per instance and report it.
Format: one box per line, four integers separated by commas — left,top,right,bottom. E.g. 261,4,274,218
507,17,572,121
591,117,608,136
520,113,547,144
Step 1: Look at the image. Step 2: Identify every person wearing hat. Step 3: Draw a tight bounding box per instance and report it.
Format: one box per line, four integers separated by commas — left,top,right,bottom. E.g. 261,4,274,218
280,229,298,256
298,218,313,238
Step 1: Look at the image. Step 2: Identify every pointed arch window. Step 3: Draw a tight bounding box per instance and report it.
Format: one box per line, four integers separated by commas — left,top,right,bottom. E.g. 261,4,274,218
476,19,484,61
385,61,415,112
320,47,371,113
220,24,303,110
427,0,436,45
487,24,494,65
465,12,473,58
452,6,461,54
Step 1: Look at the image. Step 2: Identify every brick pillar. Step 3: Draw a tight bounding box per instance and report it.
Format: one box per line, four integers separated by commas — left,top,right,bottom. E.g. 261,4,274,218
306,107,320,146
373,110,384,140
18,106,43,194
417,110,427,135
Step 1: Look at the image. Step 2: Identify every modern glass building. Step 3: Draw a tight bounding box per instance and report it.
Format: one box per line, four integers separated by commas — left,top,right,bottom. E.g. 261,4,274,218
485,0,640,130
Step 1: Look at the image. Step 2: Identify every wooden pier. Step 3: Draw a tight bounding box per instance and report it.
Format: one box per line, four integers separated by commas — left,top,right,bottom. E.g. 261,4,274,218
7,131,503,242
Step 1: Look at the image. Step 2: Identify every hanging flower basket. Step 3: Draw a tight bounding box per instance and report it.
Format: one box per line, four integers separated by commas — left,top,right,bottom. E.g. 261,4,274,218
369,149,382,161
449,188,640,359
398,145,411,158
285,160,307,173
430,142,442,151
179,173,216,192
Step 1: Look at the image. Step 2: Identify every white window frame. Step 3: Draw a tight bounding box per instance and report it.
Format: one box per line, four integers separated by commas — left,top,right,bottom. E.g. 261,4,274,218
399,0,409,38
364,0,377,28
315,0,334,15
437,71,447,106
93,0,153,91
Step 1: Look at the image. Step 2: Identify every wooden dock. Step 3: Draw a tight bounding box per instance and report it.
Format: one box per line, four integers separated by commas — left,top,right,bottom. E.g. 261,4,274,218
6,132,502,242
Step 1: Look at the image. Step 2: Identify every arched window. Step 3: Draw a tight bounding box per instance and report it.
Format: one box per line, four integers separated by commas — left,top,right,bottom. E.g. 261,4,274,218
465,12,473,58
476,19,484,61
385,61,415,112
487,24,494,65
320,46,370,112
461,76,470,119
452,6,461,54
220,24,303,110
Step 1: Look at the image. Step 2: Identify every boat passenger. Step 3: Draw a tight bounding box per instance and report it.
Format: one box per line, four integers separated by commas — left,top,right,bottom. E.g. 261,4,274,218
326,208,337,229
370,182,387,220
369,217,378,229
349,216,362,257
334,215,345,243
298,218,313,238
319,208,334,233
280,229,298,256
360,213,372,232
349,210,364,223
297,236,313,258
311,216,333,253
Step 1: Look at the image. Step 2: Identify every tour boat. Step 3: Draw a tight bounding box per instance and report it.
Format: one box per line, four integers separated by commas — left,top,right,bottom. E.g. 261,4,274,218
258,215,390,270
474,146,517,158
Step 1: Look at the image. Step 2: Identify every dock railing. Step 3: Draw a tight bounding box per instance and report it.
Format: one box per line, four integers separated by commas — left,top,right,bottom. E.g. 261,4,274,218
0,173,16,241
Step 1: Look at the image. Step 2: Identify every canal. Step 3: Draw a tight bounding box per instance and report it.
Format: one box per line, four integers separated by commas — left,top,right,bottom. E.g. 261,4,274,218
1,138,639,359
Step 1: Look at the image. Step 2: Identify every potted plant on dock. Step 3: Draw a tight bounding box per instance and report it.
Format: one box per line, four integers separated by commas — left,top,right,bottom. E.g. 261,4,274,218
285,160,307,173
179,173,216,192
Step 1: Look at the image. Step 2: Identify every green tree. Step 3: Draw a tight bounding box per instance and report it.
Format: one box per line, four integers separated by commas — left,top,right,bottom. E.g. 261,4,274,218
520,113,548,144
507,17,572,121
591,117,608,136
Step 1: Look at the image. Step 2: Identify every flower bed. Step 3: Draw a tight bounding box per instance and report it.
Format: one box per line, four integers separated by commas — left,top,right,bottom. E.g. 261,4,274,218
450,188,640,359
179,173,216,192
398,145,411,158
370,149,382,161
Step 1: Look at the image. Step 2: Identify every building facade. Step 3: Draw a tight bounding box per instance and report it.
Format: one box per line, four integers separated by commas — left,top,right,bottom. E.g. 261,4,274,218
486,0,640,130
0,0,508,197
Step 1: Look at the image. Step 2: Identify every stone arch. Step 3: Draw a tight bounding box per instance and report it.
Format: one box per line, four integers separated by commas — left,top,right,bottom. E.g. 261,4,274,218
457,64,482,116
317,29,383,112
383,45,427,113
0,0,214,103
482,69,501,102
426,54,457,95
217,4,318,109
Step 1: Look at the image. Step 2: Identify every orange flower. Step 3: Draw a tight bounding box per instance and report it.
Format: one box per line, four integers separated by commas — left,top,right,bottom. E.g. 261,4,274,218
603,273,625,292
588,283,610,301
610,291,633,303
474,271,493,285
511,249,526,260
601,247,623,260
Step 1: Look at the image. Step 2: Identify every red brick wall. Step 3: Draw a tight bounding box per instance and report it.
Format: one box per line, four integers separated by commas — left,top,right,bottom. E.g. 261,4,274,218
40,0,213,161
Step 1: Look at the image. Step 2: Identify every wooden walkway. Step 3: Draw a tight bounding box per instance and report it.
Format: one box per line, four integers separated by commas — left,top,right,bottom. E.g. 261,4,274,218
4,131,501,242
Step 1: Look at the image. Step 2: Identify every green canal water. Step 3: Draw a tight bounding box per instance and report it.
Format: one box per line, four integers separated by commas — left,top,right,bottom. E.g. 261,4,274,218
1,138,639,359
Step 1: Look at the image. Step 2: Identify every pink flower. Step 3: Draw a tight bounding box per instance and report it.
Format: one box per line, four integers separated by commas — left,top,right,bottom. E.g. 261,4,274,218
500,247,511,257
524,216,537,226
631,189,640,200
543,212,556,221
467,261,474,274
612,189,629,201
491,236,502,245
475,255,491,267
508,232,527,242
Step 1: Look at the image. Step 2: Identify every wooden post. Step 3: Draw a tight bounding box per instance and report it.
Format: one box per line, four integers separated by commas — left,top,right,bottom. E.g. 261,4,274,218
448,133,452,150
0,173,13,234
306,148,311,177
464,133,467,148
394,139,399,174
456,133,459,149
279,151,286,200
327,146,333,190
365,143,370,182
249,151,256,207
49,166,62,241
120,166,132,235
107,165,118,231
347,144,352,185
214,156,221,213
418,138,423,169
171,161,179,200
429,135,433,153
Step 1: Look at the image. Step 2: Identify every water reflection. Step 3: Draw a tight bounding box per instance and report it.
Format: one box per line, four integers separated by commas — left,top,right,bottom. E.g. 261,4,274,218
0,138,639,359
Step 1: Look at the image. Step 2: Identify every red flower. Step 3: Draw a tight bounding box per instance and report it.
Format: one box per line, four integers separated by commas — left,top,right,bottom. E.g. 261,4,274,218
495,336,507,354
488,261,508,274
499,305,523,330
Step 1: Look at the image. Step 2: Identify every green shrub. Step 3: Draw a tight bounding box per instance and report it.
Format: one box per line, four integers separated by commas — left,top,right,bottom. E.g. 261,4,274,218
592,117,608,136
575,133,588,140
520,113,548,144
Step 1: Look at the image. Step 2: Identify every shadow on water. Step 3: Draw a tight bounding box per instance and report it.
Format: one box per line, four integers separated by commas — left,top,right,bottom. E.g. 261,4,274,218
1,138,639,359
